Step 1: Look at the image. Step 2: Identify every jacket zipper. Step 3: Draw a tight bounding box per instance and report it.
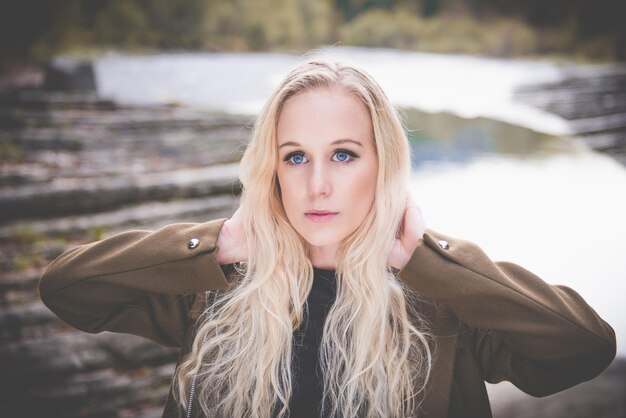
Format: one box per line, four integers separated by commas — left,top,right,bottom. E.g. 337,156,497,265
186,290,218,418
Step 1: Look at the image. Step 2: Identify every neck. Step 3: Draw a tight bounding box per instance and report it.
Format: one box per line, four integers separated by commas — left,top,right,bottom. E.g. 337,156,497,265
309,242,339,270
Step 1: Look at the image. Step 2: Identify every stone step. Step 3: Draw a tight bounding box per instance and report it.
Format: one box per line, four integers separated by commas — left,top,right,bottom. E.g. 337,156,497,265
0,269,42,292
568,113,626,134
2,351,175,418
0,103,254,131
515,77,626,97
515,91,626,120
513,66,626,121
580,131,626,151
549,95,626,120
0,89,116,110
0,193,236,243
0,330,177,380
0,163,241,221
2,150,243,194
2,130,245,185
0,300,58,342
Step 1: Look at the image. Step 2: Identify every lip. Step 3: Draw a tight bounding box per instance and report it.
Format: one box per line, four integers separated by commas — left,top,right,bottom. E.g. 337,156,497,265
305,211,338,223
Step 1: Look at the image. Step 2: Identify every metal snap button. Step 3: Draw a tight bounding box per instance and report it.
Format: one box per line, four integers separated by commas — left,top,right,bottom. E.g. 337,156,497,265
188,238,200,249
437,240,449,250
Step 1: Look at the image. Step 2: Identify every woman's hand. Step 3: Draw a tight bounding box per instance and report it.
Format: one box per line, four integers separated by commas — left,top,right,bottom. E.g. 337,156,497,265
216,206,248,264
388,194,426,271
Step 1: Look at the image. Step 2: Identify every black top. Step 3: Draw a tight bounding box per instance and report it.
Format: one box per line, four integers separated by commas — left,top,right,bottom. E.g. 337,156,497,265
285,267,337,418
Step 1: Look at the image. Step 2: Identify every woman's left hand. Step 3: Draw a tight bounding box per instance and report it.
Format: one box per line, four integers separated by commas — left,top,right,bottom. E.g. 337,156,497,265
388,194,426,271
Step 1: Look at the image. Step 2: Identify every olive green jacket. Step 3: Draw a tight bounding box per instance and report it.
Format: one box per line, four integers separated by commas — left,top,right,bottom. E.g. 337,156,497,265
39,218,616,418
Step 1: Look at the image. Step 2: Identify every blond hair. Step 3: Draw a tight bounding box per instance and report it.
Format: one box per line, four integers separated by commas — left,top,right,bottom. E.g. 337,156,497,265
174,59,432,417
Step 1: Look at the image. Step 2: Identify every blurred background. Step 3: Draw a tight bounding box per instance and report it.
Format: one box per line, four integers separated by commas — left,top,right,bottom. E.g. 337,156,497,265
1,1,625,417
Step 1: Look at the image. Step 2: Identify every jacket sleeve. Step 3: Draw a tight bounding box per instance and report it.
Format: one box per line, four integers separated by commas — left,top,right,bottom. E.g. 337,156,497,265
398,228,616,397
39,218,232,348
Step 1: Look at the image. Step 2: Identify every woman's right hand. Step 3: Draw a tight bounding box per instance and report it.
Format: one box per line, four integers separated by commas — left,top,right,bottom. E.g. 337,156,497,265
215,206,248,265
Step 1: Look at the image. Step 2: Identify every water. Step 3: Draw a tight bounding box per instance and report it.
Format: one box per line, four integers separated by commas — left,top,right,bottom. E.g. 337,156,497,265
94,48,626,356
403,106,626,353
94,46,569,133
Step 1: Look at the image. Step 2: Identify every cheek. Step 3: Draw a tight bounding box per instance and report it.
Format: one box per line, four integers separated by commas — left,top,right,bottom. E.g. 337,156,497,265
354,164,377,202
343,168,377,220
277,172,300,213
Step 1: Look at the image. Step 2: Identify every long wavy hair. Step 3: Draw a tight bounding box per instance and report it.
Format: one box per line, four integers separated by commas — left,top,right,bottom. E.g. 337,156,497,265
174,59,432,417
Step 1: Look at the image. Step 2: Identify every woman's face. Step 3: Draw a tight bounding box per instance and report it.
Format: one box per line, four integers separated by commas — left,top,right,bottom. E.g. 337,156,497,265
276,86,378,260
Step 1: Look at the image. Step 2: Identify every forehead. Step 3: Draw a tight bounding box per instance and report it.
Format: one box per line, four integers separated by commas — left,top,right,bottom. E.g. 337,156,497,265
276,87,373,148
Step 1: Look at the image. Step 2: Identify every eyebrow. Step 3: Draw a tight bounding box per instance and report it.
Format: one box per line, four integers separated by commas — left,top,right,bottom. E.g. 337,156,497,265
278,138,363,149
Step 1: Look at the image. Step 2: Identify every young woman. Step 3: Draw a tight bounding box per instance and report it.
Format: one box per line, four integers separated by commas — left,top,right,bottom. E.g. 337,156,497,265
39,59,616,418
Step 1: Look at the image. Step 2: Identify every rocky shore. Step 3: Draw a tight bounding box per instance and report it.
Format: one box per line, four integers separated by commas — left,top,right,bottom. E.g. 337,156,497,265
514,64,626,167
0,83,250,417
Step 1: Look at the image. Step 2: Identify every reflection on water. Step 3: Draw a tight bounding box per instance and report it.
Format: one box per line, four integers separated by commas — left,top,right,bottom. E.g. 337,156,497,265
403,108,585,166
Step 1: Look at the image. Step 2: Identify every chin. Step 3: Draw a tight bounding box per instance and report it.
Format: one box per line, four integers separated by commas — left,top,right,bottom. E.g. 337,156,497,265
299,229,345,248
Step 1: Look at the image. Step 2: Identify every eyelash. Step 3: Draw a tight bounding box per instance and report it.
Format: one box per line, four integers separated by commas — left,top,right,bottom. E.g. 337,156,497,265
283,149,359,166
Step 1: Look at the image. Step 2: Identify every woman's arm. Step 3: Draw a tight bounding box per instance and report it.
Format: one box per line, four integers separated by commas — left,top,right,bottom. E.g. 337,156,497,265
39,218,232,347
397,229,616,396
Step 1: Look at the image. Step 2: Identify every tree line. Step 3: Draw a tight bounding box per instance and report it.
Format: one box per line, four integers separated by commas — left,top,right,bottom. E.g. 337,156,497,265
1,0,624,66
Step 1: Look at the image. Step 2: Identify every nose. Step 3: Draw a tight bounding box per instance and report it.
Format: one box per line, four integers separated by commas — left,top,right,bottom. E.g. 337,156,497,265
308,161,331,197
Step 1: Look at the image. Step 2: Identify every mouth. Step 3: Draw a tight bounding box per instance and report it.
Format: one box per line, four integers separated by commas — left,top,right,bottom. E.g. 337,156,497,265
305,211,338,223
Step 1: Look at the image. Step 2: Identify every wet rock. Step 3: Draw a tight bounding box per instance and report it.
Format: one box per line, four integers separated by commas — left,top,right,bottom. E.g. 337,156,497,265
0,301,56,341
93,332,179,368
0,333,113,379
0,163,241,220
489,358,626,418
514,65,626,166
0,194,237,244
44,58,96,91
0,269,41,292
0,86,248,417
2,366,175,418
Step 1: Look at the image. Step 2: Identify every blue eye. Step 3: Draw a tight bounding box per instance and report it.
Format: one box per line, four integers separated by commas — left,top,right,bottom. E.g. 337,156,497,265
335,151,349,162
333,150,358,163
285,152,307,165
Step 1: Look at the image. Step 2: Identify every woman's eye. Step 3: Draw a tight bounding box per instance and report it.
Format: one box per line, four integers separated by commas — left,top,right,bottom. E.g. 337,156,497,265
333,150,357,163
285,153,307,165
284,150,357,166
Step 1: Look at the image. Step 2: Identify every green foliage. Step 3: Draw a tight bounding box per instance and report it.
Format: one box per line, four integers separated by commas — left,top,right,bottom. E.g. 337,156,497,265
203,0,310,50
340,9,421,49
405,129,431,143
340,9,538,56
4,0,622,62
0,139,23,163
11,226,45,245
576,36,617,62
11,253,44,272
25,0,333,54
92,2,150,48
89,225,107,242
421,0,439,17
197,0,333,51
54,235,69,246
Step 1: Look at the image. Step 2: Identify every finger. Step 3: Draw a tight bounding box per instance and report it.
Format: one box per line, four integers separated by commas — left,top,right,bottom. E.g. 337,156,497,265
406,193,420,212
404,193,425,240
